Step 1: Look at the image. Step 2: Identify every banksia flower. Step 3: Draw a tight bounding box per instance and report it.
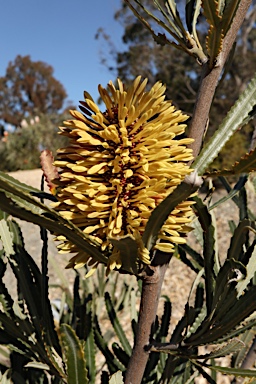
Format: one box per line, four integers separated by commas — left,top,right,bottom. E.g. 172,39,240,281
52,76,194,275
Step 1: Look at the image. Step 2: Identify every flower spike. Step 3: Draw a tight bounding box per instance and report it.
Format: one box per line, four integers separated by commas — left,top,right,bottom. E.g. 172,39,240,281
52,77,195,274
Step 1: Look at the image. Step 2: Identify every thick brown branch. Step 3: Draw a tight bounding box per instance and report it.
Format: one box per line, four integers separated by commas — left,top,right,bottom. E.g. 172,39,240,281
124,262,169,384
188,0,252,159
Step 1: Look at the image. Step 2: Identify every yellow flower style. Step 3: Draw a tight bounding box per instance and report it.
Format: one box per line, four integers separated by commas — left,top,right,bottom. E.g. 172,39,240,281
52,76,194,274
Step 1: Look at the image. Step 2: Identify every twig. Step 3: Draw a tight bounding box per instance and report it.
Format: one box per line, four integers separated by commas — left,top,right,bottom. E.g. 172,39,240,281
188,0,252,159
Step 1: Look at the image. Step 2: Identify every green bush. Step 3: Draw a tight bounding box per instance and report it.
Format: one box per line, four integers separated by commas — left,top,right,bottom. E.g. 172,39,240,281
0,114,69,172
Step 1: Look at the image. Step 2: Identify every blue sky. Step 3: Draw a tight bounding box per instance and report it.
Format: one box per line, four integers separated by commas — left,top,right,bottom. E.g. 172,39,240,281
0,0,124,108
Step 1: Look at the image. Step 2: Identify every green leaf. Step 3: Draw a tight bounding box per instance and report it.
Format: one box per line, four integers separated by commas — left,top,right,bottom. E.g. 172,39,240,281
202,0,221,26
205,148,256,177
0,191,107,266
112,343,130,366
211,259,246,319
237,246,256,297
185,307,207,339
233,327,256,368
143,177,200,251
193,71,256,175
0,219,14,256
108,235,139,275
209,176,247,211
221,0,241,35
109,371,124,384
190,287,256,345
227,219,251,261
60,324,89,384
178,244,204,273
196,339,245,359
185,0,203,53
193,197,217,314
202,0,224,67
0,370,13,384
83,298,96,383
211,319,256,345
94,317,125,373
7,232,61,355
0,171,43,195
24,361,50,370
200,364,256,378
105,292,132,356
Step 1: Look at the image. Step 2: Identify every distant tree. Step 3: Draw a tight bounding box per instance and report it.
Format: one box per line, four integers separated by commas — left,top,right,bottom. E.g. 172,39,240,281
97,1,256,167
0,55,67,128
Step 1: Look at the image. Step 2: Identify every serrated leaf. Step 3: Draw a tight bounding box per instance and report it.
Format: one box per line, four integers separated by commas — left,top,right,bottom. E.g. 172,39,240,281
193,71,256,175
205,148,256,177
94,321,125,373
206,25,224,67
202,0,221,25
186,307,207,339
105,292,132,356
202,0,224,67
211,319,256,345
221,0,241,35
0,171,43,195
193,197,217,314
126,0,197,58
24,361,50,370
83,298,96,383
60,324,89,384
109,371,124,384
112,343,130,367
233,328,256,368
0,191,107,266
201,364,256,377
196,339,245,359
0,219,14,256
143,177,200,251
227,219,252,261
191,216,204,247
159,299,172,339
211,259,246,318
237,246,256,297
108,235,139,275
189,287,256,345
7,233,61,354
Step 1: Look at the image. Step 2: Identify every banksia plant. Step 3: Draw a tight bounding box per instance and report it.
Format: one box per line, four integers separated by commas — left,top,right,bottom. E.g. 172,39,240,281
51,76,195,275
0,1,256,384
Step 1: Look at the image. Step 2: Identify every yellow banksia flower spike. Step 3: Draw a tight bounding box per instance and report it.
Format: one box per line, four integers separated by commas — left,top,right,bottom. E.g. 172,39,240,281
51,76,195,275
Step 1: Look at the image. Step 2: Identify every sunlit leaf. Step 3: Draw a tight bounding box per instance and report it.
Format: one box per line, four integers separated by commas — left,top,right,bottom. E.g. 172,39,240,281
193,71,256,175
60,324,89,384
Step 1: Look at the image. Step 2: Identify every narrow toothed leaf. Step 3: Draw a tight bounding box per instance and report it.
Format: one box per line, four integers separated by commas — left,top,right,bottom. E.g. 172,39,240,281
105,292,132,356
205,148,256,177
194,71,256,175
109,371,124,384
199,364,256,378
60,324,89,384
202,0,224,67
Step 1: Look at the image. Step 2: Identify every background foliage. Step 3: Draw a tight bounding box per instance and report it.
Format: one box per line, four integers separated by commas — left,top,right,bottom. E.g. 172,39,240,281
97,0,256,169
0,113,69,172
